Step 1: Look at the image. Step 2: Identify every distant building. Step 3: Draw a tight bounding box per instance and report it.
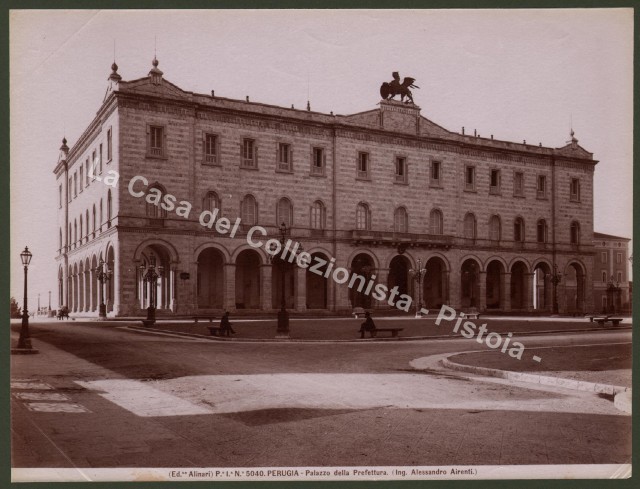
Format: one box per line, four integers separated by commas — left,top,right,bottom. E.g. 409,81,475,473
592,232,631,313
54,59,598,317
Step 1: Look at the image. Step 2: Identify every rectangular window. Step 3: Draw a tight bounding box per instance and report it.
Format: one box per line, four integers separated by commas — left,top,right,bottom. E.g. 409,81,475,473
85,160,90,186
311,147,325,176
73,172,77,198
602,271,607,282
204,134,218,165
148,125,165,157
490,169,501,194
100,143,104,169
107,127,113,161
357,152,370,179
570,178,581,201
241,138,257,168
601,251,608,263
430,160,441,186
68,177,72,202
617,252,622,264
617,271,623,283
514,172,524,196
79,167,84,192
59,184,62,208
465,165,475,191
537,175,547,198
395,157,407,183
277,142,292,171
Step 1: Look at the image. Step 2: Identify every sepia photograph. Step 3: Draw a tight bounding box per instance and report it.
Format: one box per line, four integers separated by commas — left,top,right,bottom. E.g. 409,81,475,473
8,7,633,483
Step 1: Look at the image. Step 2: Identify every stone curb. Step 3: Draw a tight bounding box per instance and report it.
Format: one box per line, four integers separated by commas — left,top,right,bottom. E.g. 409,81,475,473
614,391,632,414
441,357,631,397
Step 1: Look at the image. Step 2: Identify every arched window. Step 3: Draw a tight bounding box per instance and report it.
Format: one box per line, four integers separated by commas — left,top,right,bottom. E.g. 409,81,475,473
202,191,220,213
68,223,72,246
430,209,443,235
241,194,258,226
394,207,408,233
277,197,293,228
514,217,525,242
464,213,476,239
74,219,77,246
146,184,167,218
570,221,580,244
356,203,370,230
489,215,501,241
537,219,548,243
107,190,113,227
310,200,326,230
79,215,83,243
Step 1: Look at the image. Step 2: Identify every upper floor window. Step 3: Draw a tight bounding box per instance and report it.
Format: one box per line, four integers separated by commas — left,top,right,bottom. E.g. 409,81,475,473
277,197,293,228
146,184,167,218
107,127,113,161
92,205,96,237
68,177,72,202
537,175,547,198
147,125,165,158
601,251,608,263
617,271,623,283
203,191,220,213
73,172,78,197
311,147,325,176
570,221,580,244
570,178,581,202
79,167,84,192
489,169,501,194
204,134,219,165
241,194,258,226
537,219,548,243
85,159,90,186
310,201,326,230
489,215,501,241
514,172,524,197
106,190,112,227
100,144,104,168
465,165,476,191
394,207,408,233
430,208,443,235
514,217,525,242
463,213,476,240
93,150,100,175
241,138,257,168
356,203,370,230
430,160,442,186
59,184,62,208
357,152,370,180
277,143,293,172
617,252,622,264
395,157,407,184
602,270,607,282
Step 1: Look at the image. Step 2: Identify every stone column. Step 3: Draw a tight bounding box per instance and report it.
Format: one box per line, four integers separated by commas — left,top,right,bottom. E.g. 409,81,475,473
502,272,512,312
223,263,236,311
448,270,461,310
260,264,272,311
169,265,177,312
374,268,389,309
524,272,535,312
295,265,306,311
478,271,487,312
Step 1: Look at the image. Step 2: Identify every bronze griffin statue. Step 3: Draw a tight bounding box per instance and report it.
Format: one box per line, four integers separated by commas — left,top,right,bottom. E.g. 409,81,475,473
380,72,419,104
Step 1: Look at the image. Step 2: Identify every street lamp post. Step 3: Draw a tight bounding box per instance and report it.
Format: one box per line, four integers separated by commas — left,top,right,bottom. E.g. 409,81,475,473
409,258,427,317
13,246,38,354
463,263,478,309
96,258,113,319
547,264,562,315
140,253,164,324
48,290,51,311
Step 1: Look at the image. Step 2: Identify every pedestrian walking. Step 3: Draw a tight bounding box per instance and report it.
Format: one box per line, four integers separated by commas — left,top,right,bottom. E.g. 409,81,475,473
359,311,376,338
220,311,235,337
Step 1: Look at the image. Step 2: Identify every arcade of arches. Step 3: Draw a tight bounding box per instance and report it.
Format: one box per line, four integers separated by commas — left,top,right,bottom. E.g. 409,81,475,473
60,243,590,315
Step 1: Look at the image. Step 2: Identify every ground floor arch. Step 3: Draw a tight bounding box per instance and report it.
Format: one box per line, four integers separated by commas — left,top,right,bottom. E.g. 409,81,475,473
564,262,586,314
197,247,225,309
235,249,261,309
350,253,375,309
510,261,528,310
137,244,172,311
533,262,552,311
485,260,504,310
306,252,329,309
423,256,448,309
460,259,481,308
388,255,410,299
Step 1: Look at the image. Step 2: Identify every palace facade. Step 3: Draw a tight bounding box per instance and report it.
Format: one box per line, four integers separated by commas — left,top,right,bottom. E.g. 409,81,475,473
54,59,598,317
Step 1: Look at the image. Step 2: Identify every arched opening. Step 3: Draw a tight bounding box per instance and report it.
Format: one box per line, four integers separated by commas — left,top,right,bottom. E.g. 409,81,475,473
106,247,115,312
423,256,447,309
460,259,480,308
485,260,504,310
510,261,528,310
91,255,98,312
306,252,329,309
197,248,224,309
564,263,585,314
388,255,410,300
58,266,64,308
72,263,78,312
235,249,261,309
533,262,552,311
84,258,91,312
78,261,85,313
350,253,375,308
138,245,171,310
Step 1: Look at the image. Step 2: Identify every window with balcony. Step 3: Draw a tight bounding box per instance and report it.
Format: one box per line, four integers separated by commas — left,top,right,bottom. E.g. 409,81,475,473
241,194,258,226
514,171,524,197
537,175,547,198
465,165,476,191
277,142,293,172
430,208,443,235
204,134,219,165
147,125,165,158
310,201,326,233
489,169,501,194
394,207,408,233
357,152,370,180
241,138,257,168
356,203,370,230
463,213,476,240
311,147,325,176
277,197,293,228
395,157,407,184
430,160,442,187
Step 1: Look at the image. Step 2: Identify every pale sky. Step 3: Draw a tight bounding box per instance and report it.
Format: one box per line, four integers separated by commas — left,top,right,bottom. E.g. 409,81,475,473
9,9,634,309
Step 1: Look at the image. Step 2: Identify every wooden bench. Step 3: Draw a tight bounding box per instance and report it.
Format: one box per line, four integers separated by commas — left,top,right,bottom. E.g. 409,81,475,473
192,316,217,324
585,314,596,322
352,307,366,318
368,328,403,338
460,312,480,320
593,316,622,327
206,326,224,336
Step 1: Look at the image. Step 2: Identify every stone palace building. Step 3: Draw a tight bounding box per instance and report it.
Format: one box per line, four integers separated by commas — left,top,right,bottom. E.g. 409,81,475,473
55,59,598,317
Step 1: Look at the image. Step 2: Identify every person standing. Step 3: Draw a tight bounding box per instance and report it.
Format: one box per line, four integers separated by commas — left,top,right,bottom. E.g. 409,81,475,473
220,311,235,337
